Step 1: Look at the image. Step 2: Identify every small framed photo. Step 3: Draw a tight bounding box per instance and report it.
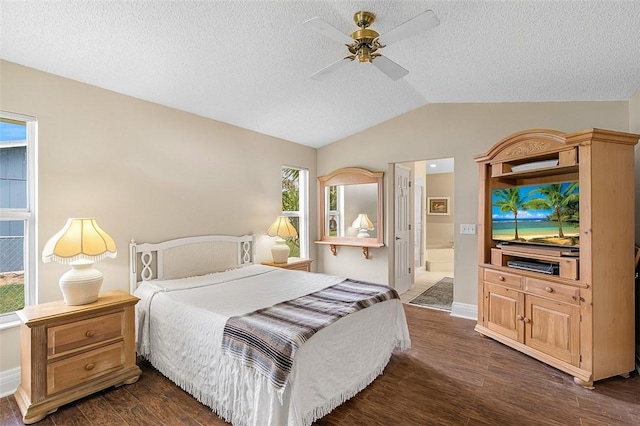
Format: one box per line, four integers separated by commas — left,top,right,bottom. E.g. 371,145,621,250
427,197,450,215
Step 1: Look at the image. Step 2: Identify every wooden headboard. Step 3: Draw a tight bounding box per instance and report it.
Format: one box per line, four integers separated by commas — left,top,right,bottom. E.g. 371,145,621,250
129,234,255,293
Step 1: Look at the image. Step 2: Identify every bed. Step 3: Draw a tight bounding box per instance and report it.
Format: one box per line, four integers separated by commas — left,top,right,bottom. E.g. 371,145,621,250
129,234,410,426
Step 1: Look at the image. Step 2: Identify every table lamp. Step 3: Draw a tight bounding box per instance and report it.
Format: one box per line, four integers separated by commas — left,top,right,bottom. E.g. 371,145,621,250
351,213,374,238
42,218,117,305
266,216,297,263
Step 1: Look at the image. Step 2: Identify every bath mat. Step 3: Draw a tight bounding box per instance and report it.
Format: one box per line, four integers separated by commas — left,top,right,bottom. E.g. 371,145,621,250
409,277,453,311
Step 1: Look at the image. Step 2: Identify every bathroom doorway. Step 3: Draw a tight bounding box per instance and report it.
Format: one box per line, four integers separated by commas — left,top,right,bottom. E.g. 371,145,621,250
399,158,455,305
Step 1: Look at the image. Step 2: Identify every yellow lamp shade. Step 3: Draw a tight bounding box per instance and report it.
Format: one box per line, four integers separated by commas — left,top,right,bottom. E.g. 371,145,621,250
351,214,374,238
266,216,298,239
351,213,374,230
42,218,117,264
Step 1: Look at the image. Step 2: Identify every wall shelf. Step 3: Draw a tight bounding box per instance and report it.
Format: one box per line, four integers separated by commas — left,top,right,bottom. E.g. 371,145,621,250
315,241,384,259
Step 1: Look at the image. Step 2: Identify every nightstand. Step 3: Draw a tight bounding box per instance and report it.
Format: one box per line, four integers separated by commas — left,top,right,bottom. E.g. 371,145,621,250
13,291,142,424
261,258,313,272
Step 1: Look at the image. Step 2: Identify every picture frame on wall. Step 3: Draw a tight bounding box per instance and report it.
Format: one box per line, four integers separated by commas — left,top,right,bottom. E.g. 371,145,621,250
427,197,449,215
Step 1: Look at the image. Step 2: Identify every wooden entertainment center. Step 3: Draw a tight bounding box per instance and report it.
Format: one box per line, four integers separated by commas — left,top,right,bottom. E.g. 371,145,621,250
474,128,639,387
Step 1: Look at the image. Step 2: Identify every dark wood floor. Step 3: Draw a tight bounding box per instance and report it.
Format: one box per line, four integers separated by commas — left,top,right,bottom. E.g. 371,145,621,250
3,304,640,425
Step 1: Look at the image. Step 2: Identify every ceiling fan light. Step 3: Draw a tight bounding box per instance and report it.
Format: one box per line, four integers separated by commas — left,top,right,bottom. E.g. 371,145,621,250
357,46,371,62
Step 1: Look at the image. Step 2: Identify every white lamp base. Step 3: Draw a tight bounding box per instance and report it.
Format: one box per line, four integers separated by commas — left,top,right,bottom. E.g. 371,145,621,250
271,238,290,263
59,261,103,305
356,230,371,238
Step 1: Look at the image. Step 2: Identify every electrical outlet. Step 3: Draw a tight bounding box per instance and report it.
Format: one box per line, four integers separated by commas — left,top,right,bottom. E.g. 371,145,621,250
460,224,476,235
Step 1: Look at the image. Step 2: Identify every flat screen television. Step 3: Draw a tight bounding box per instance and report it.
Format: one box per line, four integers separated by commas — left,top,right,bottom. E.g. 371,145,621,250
492,181,579,249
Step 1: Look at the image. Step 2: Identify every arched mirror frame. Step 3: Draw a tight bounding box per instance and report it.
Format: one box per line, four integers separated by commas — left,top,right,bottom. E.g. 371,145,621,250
316,167,384,259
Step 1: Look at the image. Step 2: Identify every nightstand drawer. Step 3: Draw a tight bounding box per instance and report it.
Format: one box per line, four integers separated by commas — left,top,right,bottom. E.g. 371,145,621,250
47,341,125,395
48,311,124,358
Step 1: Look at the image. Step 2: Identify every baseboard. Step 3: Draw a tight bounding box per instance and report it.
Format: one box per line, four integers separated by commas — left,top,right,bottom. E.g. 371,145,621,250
450,302,477,320
0,367,20,398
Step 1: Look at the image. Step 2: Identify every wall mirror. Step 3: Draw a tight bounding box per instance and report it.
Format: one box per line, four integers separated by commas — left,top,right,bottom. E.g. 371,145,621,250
317,167,384,258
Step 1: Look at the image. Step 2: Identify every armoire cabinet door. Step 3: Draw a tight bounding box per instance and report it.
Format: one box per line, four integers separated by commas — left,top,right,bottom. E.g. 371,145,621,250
484,283,524,342
525,295,580,366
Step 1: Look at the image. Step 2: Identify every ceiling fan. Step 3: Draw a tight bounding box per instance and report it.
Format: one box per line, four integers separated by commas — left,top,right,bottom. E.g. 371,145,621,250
304,9,440,81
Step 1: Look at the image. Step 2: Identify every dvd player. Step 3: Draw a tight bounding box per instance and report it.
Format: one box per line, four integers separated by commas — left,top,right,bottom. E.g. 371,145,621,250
506,260,559,275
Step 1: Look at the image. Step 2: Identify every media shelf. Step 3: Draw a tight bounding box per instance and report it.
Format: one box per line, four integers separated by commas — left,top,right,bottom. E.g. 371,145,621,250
474,128,639,388
491,146,578,178
491,246,579,280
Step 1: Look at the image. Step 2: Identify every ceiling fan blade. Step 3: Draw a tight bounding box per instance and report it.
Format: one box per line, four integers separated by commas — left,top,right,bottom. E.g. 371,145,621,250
303,17,354,45
377,10,440,46
309,57,353,80
371,55,409,81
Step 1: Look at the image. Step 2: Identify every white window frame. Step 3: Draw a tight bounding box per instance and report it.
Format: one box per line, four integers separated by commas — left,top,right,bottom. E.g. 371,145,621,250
282,166,308,258
0,111,37,328
325,185,344,237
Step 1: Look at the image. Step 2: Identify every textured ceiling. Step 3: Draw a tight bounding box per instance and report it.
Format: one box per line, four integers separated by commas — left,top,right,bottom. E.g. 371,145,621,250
2,1,640,148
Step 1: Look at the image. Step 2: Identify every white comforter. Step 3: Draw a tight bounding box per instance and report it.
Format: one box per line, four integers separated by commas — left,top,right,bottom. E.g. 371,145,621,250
134,264,410,426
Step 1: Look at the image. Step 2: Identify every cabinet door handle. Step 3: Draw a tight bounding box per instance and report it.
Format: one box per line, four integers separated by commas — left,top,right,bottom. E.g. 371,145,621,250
84,363,95,371
516,314,523,321
523,317,531,323
544,286,554,293
85,330,95,338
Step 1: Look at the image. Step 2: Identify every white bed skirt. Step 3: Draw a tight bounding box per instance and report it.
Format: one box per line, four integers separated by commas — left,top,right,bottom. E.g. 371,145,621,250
145,296,409,426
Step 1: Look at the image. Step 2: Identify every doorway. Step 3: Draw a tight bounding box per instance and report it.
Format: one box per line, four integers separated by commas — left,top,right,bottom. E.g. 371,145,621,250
394,158,455,306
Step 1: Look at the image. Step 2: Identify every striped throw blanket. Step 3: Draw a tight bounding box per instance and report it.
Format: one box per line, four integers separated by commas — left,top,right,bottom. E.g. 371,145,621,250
221,279,399,392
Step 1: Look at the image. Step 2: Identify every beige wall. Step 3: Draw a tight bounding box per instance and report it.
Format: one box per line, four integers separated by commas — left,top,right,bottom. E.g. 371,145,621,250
425,173,454,249
0,61,317,374
631,86,640,134
317,101,630,306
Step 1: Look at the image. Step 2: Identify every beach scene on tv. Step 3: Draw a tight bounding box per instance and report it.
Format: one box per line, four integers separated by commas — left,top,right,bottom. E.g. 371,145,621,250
492,182,579,248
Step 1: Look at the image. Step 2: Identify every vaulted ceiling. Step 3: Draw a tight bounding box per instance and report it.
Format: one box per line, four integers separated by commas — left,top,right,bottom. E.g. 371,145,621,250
2,1,639,148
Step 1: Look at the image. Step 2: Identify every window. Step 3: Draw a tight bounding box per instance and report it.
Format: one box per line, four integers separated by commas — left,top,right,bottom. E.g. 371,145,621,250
327,184,344,237
281,167,308,258
0,112,37,325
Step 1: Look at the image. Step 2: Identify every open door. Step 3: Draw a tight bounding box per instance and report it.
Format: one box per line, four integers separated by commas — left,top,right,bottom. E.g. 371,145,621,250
393,164,413,294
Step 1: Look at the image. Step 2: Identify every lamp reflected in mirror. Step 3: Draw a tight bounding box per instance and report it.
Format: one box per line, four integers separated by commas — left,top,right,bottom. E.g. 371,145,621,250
351,214,374,238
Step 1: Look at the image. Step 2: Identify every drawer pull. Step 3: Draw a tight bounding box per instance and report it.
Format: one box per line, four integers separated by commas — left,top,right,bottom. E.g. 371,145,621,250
544,286,554,293
498,276,505,282
84,363,95,371
85,330,95,338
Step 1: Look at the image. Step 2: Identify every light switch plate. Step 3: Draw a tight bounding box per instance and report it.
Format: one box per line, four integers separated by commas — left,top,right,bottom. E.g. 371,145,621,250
460,224,476,234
